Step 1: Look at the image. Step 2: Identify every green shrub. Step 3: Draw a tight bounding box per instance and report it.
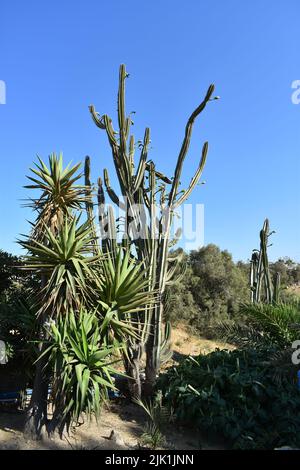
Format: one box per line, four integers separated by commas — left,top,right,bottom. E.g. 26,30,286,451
158,348,300,449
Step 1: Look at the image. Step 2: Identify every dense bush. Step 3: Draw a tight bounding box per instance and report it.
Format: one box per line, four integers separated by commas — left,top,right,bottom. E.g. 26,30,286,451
166,246,300,337
158,348,300,449
166,245,249,334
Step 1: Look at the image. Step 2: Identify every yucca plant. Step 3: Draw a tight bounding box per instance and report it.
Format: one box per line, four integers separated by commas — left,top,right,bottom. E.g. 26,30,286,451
21,154,93,439
19,217,101,317
21,153,154,435
42,309,123,435
24,153,88,240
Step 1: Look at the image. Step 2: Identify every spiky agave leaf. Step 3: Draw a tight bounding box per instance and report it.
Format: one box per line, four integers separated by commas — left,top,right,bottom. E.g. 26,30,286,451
98,247,156,315
42,309,123,434
18,217,101,317
95,247,157,351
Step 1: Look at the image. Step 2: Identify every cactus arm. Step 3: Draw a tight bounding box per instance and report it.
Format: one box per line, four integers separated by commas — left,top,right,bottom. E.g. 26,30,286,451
133,128,150,192
145,164,172,184
173,141,208,208
168,228,183,248
118,64,127,152
102,114,118,149
84,156,93,212
97,176,108,250
260,219,273,303
129,135,135,173
88,105,106,129
103,168,126,210
168,84,215,207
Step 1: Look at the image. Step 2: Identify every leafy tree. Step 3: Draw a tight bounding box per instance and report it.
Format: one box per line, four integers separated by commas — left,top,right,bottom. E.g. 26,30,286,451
188,244,248,333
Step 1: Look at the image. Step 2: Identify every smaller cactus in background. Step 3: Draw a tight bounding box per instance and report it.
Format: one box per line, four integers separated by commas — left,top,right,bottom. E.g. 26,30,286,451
250,218,280,304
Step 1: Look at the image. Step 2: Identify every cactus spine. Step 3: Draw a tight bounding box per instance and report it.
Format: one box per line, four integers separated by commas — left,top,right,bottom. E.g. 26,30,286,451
89,64,217,396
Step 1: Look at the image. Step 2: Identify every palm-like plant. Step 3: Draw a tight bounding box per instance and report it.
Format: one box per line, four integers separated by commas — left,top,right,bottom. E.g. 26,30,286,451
24,153,88,240
217,301,300,384
218,302,300,349
98,248,155,315
19,217,100,317
21,153,155,436
43,309,122,434
22,153,92,438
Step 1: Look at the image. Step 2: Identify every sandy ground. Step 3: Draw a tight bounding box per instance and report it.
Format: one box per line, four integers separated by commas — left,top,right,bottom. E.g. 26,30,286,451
0,326,230,450
171,323,234,358
0,401,227,450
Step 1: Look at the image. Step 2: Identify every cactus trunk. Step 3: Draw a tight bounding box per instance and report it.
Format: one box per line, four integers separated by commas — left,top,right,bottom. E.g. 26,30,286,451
250,218,280,304
89,64,217,397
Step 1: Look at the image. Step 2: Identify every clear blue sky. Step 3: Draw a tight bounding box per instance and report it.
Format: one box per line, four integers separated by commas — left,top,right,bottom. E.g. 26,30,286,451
0,0,299,261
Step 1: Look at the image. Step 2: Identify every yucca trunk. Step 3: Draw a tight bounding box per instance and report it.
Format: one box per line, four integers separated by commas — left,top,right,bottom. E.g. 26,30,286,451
123,347,143,399
24,343,49,438
24,276,49,439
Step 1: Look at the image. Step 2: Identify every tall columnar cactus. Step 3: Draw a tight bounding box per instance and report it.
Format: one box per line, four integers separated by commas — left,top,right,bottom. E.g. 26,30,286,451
88,64,217,395
250,218,280,304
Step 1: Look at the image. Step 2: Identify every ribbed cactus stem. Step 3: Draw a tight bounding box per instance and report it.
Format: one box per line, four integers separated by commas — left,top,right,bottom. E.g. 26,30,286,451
273,272,281,304
89,64,217,397
250,219,280,304
84,156,100,255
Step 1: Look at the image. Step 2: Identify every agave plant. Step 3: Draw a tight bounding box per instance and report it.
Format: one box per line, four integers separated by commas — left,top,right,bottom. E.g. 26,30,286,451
42,309,123,434
98,247,156,314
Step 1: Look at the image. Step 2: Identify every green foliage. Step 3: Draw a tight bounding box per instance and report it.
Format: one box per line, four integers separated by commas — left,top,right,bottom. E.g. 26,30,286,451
134,392,169,449
166,245,249,335
19,217,100,316
270,258,300,289
158,348,300,449
42,309,122,432
0,250,37,302
24,153,87,239
240,302,300,347
216,301,300,384
0,250,20,298
218,301,300,349
98,248,155,315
